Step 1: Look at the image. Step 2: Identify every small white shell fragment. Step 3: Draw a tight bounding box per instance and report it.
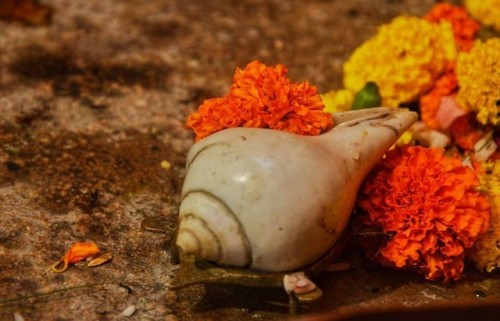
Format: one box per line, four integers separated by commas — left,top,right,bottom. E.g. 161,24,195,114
283,272,317,294
474,132,497,162
412,122,450,148
14,312,24,321
121,305,136,317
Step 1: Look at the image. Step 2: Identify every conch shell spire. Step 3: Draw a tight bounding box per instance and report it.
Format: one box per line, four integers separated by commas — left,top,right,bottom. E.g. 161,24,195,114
177,107,417,272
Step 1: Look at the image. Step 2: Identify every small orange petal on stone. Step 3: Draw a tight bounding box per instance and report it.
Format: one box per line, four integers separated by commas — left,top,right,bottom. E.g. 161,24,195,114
51,242,100,273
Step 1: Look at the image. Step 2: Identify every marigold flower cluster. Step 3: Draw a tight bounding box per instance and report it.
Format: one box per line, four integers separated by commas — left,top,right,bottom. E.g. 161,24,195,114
343,16,456,107
187,61,333,141
465,0,500,31
468,161,500,273
418,3,483,130
425,3,480,52
339,3,496,134
357,145,490,282
456,38,500,126
183,2,498,283
418,8,498,147
329,2,500,282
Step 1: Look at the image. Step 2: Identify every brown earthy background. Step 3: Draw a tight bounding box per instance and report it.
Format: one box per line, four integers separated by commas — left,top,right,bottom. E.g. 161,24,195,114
0,1,498,320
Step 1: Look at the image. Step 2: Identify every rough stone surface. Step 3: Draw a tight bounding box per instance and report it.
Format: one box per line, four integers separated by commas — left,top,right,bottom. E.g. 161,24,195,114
0,1,499,321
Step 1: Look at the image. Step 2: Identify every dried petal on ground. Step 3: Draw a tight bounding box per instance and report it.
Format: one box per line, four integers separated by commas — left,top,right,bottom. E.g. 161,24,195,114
51,242,100,273
88,253,113,267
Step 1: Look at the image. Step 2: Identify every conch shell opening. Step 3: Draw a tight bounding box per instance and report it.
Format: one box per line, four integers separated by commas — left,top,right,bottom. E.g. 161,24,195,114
178,191,252,267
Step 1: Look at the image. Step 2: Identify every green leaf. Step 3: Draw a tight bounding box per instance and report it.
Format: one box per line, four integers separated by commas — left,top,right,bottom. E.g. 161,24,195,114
352,82,381,110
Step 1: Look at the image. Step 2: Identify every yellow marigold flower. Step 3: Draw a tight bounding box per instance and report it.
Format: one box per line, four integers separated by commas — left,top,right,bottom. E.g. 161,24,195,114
465,0,500,31
321,89,354,113
456,38,500,126
468,161,500,273
343,16,457,107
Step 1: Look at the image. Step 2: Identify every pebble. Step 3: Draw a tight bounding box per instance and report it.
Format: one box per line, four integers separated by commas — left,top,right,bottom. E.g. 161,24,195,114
14,312,24,321
121,305,136,317
474,290,487,298
161,160,172,170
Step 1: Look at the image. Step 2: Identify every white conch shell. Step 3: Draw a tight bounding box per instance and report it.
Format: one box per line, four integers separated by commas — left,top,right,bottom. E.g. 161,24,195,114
177,107,417,272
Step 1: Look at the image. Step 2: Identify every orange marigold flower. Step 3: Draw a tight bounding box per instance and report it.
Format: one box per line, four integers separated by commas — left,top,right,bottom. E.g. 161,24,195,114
357,145,490,282
420,63,459,129
51,242,100,273
186,61,333,141
186,97,243,140
425,3,480,51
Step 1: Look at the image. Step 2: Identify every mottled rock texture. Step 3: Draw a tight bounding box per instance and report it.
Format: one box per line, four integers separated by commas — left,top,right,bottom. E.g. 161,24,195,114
0,1,498,321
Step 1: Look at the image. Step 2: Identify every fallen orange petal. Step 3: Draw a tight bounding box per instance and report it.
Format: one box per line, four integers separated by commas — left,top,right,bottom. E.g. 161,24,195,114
51,242,100,273
66,242,100,263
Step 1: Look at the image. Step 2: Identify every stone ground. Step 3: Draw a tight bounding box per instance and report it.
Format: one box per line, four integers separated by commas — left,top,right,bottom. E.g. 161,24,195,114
0,0,498,320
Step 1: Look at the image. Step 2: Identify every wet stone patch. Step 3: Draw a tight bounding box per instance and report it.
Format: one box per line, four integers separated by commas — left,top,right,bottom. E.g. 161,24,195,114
9,44,174,98
0,125,184,213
